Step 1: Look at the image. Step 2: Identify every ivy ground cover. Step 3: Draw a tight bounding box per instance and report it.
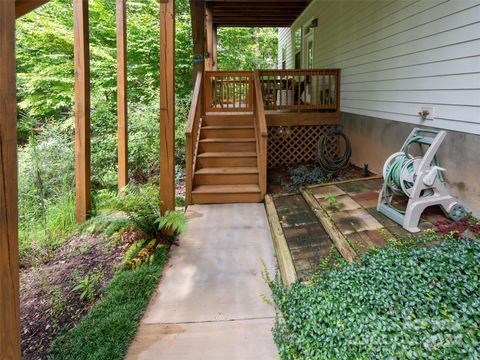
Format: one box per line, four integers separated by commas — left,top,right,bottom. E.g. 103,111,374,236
269,239,480,359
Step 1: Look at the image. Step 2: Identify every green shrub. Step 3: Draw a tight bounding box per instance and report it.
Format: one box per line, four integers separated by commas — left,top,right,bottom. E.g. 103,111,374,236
98,182,187,240
269,239,480,359
18,121,77,261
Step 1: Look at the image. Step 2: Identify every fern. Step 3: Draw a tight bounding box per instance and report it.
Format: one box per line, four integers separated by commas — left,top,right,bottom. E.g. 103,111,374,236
98,182,187,243
157,211,188,237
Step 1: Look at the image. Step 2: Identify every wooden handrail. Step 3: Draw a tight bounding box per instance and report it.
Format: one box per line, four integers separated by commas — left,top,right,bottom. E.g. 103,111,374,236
254,71,268,198
185,71,203,204
186,71,203,136
254,72,268,137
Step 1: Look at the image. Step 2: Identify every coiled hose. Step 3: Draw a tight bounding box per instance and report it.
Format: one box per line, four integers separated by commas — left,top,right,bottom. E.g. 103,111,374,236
316,129,351,172
383,134,443,212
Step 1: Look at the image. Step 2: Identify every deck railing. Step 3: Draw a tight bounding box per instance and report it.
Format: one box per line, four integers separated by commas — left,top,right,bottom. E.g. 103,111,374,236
258,69,340,112
204,71,254,112
185,71,203,204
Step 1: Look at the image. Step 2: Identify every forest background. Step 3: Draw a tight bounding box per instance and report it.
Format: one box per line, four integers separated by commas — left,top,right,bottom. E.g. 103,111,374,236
16,0,278,263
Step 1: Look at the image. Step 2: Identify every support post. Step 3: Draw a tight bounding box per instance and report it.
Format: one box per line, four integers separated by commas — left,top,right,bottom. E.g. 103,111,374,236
73,0,91,223
190,0,205,76
0,1,21,358
205,4,214,71
117,0,128,189
160,0,175,214
212,24,218,70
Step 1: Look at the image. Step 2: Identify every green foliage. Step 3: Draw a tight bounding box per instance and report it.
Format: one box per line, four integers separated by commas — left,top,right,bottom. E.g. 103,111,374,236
269,239,480,359
280,165,327,192
49,246,168,360
217,27,278,70
15,0,279,262
80,214,130,238
98,182,187,241
18,121,77,262
71,272,102,302
324,193,340,211
157,210,188,237
98,183,161,238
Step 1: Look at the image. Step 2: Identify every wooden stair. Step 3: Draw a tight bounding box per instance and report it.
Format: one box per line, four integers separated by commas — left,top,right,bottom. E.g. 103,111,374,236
191,113,261,204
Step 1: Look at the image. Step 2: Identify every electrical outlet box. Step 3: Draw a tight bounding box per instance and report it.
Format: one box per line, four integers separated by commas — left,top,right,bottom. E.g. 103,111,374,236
420,106,434,120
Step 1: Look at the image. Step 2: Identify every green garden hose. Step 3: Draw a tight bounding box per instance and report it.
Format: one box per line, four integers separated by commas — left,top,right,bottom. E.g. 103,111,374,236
382,134,444,213
316,129,351,172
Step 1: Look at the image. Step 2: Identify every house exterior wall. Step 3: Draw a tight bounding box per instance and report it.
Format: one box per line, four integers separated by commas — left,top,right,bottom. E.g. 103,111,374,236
278,0,480,212
278,0,480,134
343,113,480,213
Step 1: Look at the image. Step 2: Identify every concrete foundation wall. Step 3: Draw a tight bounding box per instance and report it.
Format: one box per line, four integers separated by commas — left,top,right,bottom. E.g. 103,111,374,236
342,112,480,213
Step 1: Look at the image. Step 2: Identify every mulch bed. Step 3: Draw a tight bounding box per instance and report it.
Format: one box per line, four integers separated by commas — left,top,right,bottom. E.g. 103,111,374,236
267,162,367,194
20,234,132,359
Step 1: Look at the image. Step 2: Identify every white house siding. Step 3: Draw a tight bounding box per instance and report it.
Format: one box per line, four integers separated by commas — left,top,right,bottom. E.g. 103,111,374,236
278,0,480,135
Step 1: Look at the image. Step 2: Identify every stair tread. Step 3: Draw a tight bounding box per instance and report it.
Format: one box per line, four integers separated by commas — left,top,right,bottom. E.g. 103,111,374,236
192,184,260,194
197,152,257,158
205,112,253,116
196,167,258,175
199,138,256,143
202,125,254,129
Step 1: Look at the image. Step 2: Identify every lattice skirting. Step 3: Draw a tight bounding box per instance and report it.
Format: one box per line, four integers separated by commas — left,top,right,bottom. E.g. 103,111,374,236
267,124,340,168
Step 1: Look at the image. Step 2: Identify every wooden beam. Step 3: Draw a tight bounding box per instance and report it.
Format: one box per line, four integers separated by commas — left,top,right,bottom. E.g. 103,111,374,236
160,0,175,214
266,112,341,127
73,0,91,223
15,0,50,18
0,2,21,358
116,0,128,189
214,21,296,26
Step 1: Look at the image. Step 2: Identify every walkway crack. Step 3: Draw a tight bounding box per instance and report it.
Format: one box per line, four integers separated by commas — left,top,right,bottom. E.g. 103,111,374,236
148,316,275,326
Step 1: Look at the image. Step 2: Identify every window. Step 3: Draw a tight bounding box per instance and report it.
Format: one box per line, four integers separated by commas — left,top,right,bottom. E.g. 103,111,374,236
281,47,287,69
294,28,302,69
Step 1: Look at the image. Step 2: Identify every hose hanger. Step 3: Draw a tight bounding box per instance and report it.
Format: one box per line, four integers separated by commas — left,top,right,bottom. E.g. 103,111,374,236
377,128,465,233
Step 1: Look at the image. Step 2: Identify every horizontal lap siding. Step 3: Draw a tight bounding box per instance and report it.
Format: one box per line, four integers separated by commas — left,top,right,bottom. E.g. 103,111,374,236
278,27,293,69
284,0,480,134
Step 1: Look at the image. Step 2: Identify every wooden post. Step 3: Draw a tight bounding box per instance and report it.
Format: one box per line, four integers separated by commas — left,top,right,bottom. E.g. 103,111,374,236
190,0,205,76
160,0,175,214
205,4,214,71
117,0,128,189
212,24,218,70
0,2,21,358
73,0,91,223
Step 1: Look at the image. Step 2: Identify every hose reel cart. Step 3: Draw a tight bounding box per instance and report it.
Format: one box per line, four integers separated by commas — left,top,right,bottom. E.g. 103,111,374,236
377,128,465,233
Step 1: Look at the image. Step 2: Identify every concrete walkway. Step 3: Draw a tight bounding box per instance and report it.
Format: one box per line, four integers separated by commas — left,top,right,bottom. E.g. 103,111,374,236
126,203,277,360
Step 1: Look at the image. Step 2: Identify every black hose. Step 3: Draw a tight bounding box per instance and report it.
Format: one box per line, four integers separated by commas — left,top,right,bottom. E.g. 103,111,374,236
316,129,351,172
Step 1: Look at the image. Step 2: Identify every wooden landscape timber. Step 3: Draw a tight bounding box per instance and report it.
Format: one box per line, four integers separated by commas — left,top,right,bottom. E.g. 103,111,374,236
265,195,297,285
301,188,358,263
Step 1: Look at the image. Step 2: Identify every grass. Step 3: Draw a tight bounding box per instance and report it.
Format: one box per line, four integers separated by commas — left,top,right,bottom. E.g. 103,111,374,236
19,190,78,264
49,245,168,360
268,237,480,359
